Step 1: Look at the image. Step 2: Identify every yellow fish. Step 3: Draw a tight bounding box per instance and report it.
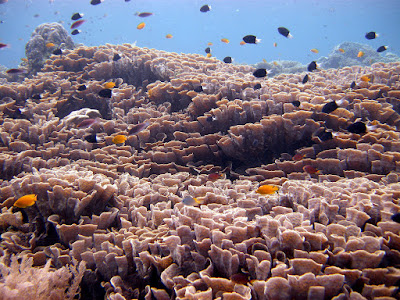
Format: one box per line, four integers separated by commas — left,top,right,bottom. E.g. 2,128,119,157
112,134,127,145
137,22,145,30
360,75,372,82
310,48,319,53
221,38,229,44
46,42,55,48
256,185,279,195
104,82,116,89
165,34,173,39
14,194,37,208
206,53,212,58
357,51,364,58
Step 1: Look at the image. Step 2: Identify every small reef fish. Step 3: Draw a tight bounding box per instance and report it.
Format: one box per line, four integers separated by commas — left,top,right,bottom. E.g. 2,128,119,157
350,81,356,89
206,53,212,58
90,0,103,5
14,194,37,208
208,173,224,181
71,19,86,29
310,48,319,53
104,82,116,89
194,86,203,92
307,61,317,72
317,130,334,142
200,4,211,12
128,121,150,135
347,121,367,134
84,134,103,143
207,42,213,46
256,185,279,195
360,75,372,82
303,165,320,174
71,29,81,35
357,51,364,58
223,56,232,63
253,83,262,90
221,38,229,44
377,46,388,53
31,94,41,100
137,22,145,30
0,43,9,49
239,41,246,46
278,27,293,38
338,48,345,53
53,48,62,55
273,42,277,47
112,135,127,145
71,13,84,20
242,35,260,44
291,100,301,107
77,84,87,91
322,100,340,114
292,153,304,161
98,88,112,98
182,195,202,206
391,213,400,223
113,53,121,61
365,31,378,40
46,42,55,48
135,12,153,17
77,118,99,129
253,68,267,78
302,74,309,84
165,34,173,39
205,47,211,54
6,68,27,74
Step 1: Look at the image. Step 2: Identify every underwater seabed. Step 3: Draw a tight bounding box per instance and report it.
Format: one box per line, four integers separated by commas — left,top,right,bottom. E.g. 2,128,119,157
0,23,400,300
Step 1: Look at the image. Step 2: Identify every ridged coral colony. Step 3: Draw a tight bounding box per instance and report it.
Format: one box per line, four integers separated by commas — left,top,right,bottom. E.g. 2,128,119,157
1,39,400,299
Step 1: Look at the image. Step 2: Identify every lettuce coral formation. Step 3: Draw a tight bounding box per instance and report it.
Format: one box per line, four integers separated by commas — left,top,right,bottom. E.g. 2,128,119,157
0,38,400,299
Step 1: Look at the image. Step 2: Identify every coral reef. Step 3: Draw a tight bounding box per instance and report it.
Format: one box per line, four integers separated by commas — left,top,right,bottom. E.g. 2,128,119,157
0,43,400,299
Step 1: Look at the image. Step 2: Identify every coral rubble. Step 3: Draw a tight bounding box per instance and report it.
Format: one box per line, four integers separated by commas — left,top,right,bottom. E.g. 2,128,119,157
0,42,400,299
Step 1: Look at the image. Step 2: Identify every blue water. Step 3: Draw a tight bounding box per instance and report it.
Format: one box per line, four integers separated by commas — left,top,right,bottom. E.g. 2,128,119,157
0,0,399,68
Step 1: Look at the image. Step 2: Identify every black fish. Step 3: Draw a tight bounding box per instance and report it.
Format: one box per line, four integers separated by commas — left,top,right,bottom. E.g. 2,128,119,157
302,74,309,84
113,53,121,61
71,13,84,20
291,100,300,107
377,46,388,53
391,213,400,223
6,68,27,74
194,86,203,92
90,0,103,5
85,134,100,143
307,61,317,72
31,94,41,100
253,68,267,78
318,130,333,142
278,27,292,38
71,29,81,35
365,31,378,40
200,4,211,12
253,83,262,90
77,84,87,91
243,35,259,44
347,121,366,134
52,48,62,55
322,101,338,114
205,47,211,54
98,88,112,98
350,81,356,89
223,56,232,63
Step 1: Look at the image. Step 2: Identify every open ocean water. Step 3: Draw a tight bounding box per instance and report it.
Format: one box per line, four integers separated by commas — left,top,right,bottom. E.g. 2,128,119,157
0,0,399,68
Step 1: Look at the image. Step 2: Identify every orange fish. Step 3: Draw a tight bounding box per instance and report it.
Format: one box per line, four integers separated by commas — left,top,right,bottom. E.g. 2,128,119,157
14,194,37,208
104,81,116,89
256,185,279,195
360,75,372,82
21,58,28,62
239,41,246,46
303,165,320,174
262,58,267,63
357,51,364,58
206,53,212,58
112,135,127,145
273,61,279,66
207,42,213,46
221,38,229,44
46,42,55,48
292,153,304,161
273,42,277,47
165,34,173,39
137,22,145,30
208,173,224,181
338,48,345,53
310,48,319,53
